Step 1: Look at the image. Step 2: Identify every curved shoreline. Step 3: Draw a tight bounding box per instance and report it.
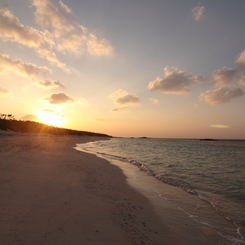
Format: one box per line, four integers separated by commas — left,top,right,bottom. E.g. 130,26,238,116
0,133,232,244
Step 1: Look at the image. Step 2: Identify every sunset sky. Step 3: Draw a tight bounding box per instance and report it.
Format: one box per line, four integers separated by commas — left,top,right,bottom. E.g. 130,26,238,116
1,0,245,139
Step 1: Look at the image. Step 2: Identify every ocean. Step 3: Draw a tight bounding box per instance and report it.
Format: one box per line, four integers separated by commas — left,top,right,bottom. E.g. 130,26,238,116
76,137,245,244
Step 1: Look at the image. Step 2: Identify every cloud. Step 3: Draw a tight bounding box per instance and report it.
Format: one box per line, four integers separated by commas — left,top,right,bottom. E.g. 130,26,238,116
77,98,88,104
87,33,114,56
55,27,87,54
192,5,205,21
41,108,63,117
235,50,245,69
41,92,74,104
109,89,140,106
149,98,159,104
0,53,51,77
32,78,65,89
36,47,70,72
32,0,74,33
0,6,69,71
111,108,128,112
0,1,114,71
116,94,139,105
31,0,113,56
0,84,11,95
148,67,198,94
193,74,206,83
59,0,72,14
212,67,237,87
21,114,40,121
239,75,245,86
199,87,244,105
0,8,43,48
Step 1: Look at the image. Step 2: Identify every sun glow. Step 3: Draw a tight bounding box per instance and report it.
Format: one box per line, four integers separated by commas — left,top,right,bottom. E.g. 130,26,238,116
37,111,64,127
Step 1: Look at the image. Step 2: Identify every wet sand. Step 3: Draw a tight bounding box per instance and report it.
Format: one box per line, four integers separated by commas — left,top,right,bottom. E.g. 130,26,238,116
0,132,231,245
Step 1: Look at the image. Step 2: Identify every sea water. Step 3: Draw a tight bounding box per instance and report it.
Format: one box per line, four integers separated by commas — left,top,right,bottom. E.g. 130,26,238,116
76,138,245,243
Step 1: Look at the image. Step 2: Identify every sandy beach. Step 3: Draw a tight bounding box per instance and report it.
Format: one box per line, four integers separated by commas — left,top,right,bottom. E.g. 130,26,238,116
0,132,232,245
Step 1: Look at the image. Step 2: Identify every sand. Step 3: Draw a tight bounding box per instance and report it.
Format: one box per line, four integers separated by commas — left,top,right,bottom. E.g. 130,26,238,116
0,132,232,245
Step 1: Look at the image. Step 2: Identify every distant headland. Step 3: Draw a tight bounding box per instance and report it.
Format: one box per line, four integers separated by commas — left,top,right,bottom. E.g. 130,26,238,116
200,138,217,141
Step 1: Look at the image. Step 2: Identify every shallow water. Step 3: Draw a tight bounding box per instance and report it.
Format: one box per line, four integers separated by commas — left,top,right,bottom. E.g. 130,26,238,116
76,137,245,244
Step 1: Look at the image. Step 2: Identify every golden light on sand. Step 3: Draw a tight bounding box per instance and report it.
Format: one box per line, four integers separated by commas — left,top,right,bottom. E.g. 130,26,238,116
37,110,64,127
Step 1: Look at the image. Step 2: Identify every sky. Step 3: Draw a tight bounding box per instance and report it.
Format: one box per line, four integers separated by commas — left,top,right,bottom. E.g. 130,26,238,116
0,0,245,139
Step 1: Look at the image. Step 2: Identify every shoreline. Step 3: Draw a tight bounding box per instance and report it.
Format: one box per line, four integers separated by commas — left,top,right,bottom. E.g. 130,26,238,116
0,132,232,244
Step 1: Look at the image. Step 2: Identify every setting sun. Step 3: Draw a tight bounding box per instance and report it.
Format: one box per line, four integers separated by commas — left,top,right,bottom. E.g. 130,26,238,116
37,111,64,127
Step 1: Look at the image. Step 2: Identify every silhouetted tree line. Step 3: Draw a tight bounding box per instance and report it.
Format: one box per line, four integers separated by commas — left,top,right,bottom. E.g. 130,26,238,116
0,114,15,120
0,115,111,137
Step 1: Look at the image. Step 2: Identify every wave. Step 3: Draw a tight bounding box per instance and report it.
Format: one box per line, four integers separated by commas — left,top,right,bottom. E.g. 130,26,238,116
77,144,245,242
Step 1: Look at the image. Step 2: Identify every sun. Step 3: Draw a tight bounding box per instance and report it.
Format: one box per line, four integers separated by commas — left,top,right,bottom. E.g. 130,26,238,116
37,111,64,127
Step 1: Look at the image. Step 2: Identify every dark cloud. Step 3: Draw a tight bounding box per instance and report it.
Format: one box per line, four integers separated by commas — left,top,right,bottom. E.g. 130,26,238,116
0,53,50,77
212,67,237,87
109,89,140,106
32,78,65,89
116,94,139,105
111,108,128,112
239,75,245,86
41,92,74,104
148,67,197,94
199,87,244,105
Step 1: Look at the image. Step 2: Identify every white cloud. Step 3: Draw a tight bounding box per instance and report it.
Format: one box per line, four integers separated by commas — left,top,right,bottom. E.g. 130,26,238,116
212,67,237,87
109,89,128,99
31,0,113,56
77,98,88,104
0,8,43,48
36,47,70,72
0,84,11,95
32,0,74,33
0,53,51,77
149,98,159,104
59,0,73,14
192,5,205,21
0,7,69,71
55,28,87,54
41,92,74,104
87,33,114,56
32,78,65,89
236,50,245,69
109,89,140,106
148,67,197,94
199,87,244,105
0,1,114,71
